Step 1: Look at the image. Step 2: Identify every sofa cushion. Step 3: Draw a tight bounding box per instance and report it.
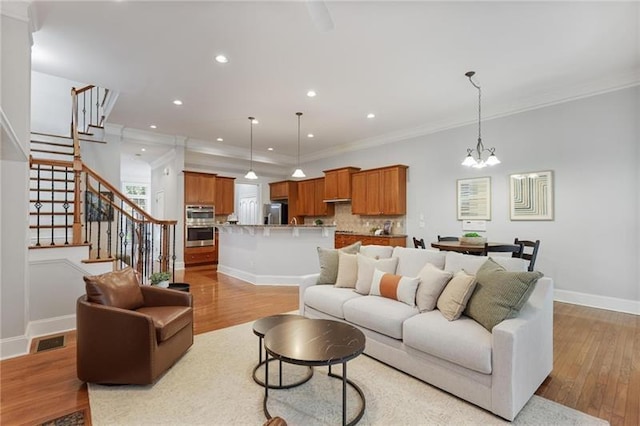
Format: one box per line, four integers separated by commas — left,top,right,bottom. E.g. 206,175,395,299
316,241,362,285
403,310,493,374
84,267,144,310
343,295,418,339
359,245,394,259
354,254,399,294
444,251,528,275
304,285,362,319
465,258,544,331
392,247,447,276
369,269,420,307
335,252,358,288
436,270,477,321
136,306,192,342
416,263,453,312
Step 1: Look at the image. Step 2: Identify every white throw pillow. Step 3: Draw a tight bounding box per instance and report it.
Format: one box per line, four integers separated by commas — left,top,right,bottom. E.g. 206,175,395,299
335,252,358,288
416,263,453,312
354,254,399,295
359,245,394,259
369,269,421,307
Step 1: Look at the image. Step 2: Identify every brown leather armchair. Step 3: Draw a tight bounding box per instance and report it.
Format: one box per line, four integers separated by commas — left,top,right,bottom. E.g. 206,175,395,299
77,268,193,385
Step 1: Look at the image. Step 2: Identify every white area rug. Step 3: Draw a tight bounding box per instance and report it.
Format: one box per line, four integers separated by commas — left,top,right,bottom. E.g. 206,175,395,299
89,320,607,425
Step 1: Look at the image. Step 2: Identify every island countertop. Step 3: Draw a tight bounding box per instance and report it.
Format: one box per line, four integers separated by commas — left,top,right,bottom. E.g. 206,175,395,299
335,231,407,238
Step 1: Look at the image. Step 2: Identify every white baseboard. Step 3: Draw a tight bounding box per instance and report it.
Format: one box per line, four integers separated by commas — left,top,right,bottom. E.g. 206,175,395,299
554,289,639,315
0,314,76,361
217,265,299,286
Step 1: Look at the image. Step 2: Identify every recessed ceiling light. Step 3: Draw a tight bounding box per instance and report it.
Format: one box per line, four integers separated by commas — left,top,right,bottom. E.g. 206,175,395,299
307,133,314,138
367,113,375,119
141,148,146,152
215,54,228,63
173,99,183,106
149,125,157,129
216,137,223,142
252,119,259,124
307,90,317,98
268,147,274,151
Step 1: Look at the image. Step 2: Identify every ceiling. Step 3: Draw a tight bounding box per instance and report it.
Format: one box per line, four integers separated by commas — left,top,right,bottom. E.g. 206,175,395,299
30,1,639,176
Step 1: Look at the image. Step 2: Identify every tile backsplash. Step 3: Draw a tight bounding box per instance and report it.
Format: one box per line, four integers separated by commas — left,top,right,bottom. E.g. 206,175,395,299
304,203,406,235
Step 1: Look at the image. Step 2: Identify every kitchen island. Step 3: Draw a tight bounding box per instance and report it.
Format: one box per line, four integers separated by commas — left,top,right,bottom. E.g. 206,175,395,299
217,225,336,285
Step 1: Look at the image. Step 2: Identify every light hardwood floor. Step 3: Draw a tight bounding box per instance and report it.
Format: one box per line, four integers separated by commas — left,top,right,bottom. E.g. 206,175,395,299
0,265,638,425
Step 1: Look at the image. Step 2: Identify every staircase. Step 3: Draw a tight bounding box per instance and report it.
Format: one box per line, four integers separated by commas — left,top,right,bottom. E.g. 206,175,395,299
28,84,177,283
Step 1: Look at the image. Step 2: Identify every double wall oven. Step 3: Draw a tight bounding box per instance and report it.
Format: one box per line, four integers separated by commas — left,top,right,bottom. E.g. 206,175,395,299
185,205,215,247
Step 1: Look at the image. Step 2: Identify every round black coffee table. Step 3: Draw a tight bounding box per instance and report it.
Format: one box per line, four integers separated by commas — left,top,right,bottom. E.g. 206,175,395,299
263,319,366,426
252,314,313,389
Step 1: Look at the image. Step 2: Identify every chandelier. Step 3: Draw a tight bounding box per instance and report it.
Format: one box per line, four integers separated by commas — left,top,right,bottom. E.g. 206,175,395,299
461,71,500,168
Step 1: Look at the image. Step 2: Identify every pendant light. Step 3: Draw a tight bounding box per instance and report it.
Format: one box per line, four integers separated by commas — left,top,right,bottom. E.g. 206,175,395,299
244,116,258,180
461,71,500,168
291,112,306,178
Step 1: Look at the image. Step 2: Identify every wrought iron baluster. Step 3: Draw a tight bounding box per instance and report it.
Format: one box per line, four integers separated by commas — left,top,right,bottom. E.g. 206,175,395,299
50,165,55,245
84,175,89,244
171,224,176,282
35,165,42,247
96,182,102,259
106,194,112,259
151,224,156,275
63,166,70,245
95,87,100,126
82,91,87,134
117,199,123,269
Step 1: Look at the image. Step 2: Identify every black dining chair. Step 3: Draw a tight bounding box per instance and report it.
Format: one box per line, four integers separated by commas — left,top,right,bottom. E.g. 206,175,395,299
437,235,459,242
513,239,540,272
413,237,425,249
483,242,523,258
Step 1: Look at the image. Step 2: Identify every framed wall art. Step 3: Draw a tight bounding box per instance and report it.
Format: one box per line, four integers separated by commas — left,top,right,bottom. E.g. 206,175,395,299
510,170,554,220
457,177,491,220
85,190,114,222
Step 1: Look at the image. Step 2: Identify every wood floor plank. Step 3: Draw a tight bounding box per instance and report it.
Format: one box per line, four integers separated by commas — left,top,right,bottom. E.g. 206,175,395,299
0,267,637,425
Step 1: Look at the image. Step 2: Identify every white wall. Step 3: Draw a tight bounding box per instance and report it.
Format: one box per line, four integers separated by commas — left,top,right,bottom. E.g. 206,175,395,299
0,6,32,355
30,71,84,136
303,87,639,310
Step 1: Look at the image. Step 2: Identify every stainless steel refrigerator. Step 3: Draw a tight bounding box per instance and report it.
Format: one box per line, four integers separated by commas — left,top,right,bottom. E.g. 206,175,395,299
263,203,288,224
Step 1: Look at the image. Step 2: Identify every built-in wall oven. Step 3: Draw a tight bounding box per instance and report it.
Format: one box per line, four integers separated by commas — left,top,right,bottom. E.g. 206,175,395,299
185,205,215,247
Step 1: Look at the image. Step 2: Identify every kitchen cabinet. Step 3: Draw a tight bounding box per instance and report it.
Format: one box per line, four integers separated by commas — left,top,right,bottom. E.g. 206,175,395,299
268,180,300,223
184,245,216,266
350,165,407,215
323,167,360,201
297,178,334,217
184,171,216,205
335,233,406,249
215,176,235,215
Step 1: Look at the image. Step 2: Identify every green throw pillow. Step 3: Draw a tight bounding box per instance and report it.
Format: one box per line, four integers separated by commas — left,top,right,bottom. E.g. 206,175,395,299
316,241,362,284
465,257,543,331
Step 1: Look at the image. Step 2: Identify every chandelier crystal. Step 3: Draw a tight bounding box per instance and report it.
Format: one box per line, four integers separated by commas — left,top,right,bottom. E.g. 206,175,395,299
462,71,500,168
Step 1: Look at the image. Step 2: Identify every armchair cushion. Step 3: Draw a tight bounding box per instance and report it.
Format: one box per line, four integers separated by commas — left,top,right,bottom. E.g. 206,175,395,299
136,306,193,342
83,267,144,310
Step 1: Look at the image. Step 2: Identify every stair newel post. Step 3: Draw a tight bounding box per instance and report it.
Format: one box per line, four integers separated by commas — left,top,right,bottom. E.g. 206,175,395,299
160,223,170,275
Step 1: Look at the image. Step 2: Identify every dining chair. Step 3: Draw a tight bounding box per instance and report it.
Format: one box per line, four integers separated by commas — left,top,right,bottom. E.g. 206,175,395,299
437,235,459,242
483,242,523,258
513,238,540,271
413,237,426,249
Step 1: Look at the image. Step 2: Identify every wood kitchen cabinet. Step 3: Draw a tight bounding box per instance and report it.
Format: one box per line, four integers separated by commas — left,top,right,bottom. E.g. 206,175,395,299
215,176,235,215
323,167,360,201
184,171,216,205
335,233,406,248
297,178,334,217
268,180,299,223
351,165,407,215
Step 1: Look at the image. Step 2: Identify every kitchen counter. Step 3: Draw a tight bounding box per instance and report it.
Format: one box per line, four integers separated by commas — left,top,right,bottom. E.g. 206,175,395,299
217,225,335,285
335,231,408,238
334,231,407,249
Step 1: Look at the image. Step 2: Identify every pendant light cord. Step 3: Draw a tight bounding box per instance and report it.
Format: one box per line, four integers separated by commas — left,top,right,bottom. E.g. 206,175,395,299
248,116,254,168
296,112,302,168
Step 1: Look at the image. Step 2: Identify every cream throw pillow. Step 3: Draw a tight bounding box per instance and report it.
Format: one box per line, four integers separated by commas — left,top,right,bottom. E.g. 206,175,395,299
436,270,477,321
335,252,358,288
354,254,399,294
416,263,454,312
316,241,362,285
369,269,421,307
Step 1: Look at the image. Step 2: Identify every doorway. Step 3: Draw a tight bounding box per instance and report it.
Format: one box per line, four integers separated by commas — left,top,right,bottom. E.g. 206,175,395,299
237,184,260,225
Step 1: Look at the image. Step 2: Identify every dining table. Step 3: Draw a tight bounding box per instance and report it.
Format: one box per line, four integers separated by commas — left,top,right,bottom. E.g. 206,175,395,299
430,240,496,254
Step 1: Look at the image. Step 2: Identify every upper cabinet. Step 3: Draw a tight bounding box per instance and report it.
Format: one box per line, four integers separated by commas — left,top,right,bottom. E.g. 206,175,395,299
184,171,216,205
270,180,295,200
297,178,334,217
215,176,235,215
351,165,408,215
323,167,361,201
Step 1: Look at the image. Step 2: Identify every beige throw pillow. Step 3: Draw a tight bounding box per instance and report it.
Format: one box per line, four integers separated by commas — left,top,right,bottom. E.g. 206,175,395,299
465,258,543,331
436,270,477,321
416,263,454,312
354,254,399,294
316,241,362,285
335,252,358,288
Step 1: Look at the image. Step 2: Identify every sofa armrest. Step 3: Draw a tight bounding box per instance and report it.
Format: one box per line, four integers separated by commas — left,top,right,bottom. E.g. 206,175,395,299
490,277,554,420
298,273,320,315
141,285,192,307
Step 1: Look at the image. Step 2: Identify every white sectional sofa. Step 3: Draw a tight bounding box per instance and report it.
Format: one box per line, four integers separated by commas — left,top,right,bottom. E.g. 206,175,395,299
299,246,553,421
